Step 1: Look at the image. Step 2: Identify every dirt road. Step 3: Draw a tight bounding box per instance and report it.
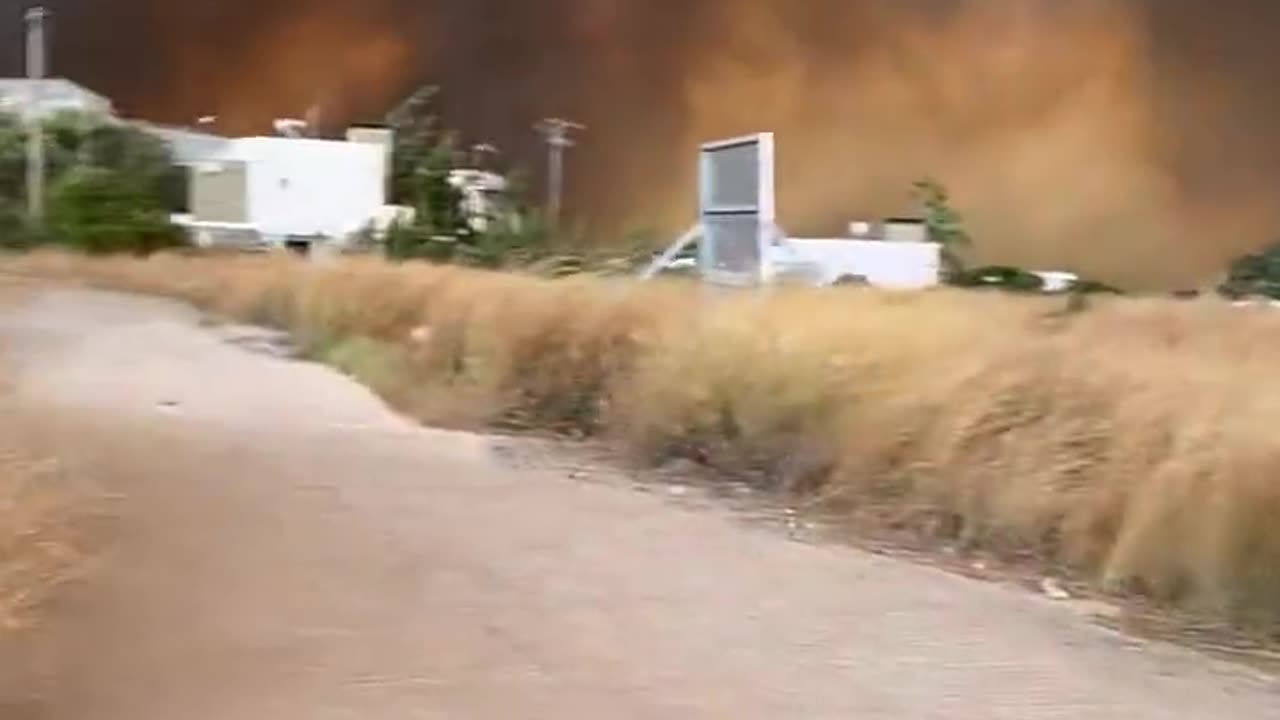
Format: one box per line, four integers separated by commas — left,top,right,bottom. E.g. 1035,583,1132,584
0,285,1276,719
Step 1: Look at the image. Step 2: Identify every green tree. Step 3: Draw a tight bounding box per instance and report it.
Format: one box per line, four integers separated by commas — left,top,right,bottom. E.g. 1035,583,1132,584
1219,243,1280,300
383,88,472,260
382,87,549,266
0,111,183,252
0,114,27,200
913,177,972,281
48,166,181,255
0,115,33,246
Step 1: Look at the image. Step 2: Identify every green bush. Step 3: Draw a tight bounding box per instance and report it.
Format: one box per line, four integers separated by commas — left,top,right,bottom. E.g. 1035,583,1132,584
382,87,553,267
914,177,972,281
384,220,456,263
48,167,182,255
0,199,35,250
0,111,185,254
1219,243,1280,300
950,265,1047,293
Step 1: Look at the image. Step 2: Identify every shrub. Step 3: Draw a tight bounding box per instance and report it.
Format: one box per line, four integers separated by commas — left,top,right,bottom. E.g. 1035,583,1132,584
0,199,35,250
914,177,972,280
950,265,1047,293
1219,242,1280,300
382,88,555,267
48,167,182,255
0,111,185,254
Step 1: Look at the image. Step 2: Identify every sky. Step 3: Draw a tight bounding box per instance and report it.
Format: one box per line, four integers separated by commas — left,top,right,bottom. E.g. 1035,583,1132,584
3,0,1279,285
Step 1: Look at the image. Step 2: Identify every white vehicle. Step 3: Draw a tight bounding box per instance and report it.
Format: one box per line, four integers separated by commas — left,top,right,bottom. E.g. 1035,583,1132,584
447,169,510,233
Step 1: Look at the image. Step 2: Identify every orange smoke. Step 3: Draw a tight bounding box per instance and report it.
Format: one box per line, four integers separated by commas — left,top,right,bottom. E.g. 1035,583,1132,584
663,1,1223,286
154,4,412,136
62,0,1280,287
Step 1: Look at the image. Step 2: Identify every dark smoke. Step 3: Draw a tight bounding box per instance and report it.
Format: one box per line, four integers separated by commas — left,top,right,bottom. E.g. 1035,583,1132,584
5,1,1280,285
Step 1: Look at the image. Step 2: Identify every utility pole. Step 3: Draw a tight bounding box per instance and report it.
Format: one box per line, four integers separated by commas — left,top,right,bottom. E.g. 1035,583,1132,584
25,6,47,224
534,118,583,226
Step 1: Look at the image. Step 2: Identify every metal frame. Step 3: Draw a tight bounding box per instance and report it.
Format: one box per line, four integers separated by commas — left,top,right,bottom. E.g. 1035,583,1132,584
641,132,780,286
698,132,775,287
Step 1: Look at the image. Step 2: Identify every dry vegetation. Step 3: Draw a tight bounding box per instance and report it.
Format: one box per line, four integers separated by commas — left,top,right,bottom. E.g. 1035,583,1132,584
6,251,1280,633
0,352,93,635
0,444,87,633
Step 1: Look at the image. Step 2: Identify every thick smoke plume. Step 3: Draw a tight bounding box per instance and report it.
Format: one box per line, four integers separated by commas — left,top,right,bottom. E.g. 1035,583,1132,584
13,0,1280,285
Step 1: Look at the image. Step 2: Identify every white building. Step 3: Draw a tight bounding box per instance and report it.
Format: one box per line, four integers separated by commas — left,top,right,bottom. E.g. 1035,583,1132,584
0,78,113,119
169,132,393,252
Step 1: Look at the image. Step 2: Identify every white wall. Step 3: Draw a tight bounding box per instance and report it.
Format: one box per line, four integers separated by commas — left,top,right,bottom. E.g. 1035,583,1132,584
780,239,942,289
233,137,387,242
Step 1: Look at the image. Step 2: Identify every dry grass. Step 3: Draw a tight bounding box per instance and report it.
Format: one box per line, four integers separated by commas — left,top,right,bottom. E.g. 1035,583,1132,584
0,446,89,632
0,350,95,634
7,250,1280,631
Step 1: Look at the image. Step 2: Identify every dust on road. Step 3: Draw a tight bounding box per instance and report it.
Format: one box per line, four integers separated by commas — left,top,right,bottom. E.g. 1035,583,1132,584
0,285,1275,719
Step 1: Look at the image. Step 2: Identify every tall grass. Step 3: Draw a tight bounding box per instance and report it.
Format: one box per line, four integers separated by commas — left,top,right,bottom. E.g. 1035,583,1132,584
8,250,1280,631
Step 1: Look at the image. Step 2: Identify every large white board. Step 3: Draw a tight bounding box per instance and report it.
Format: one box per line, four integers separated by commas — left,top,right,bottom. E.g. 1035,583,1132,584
698,133,775,287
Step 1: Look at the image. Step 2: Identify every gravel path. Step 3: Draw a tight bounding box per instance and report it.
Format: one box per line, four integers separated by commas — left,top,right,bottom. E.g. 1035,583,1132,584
0,286,1276,719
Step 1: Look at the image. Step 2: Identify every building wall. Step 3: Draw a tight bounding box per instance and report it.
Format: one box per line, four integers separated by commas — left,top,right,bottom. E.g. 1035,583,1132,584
238,137,387,241
345,126,394,192
191,160,249,224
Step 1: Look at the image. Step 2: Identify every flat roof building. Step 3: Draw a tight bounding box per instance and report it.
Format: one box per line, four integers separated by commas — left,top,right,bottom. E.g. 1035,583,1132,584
0,78,113,119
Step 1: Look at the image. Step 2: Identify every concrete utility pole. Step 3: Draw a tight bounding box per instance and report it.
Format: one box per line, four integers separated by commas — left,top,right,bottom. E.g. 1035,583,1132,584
534,118,584,226
25,5,47,223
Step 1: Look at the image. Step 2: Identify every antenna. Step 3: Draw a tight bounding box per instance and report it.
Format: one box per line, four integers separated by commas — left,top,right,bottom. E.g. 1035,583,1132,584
534,118,584,226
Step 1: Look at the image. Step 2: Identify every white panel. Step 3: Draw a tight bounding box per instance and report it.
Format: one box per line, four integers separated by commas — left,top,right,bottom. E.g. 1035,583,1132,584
704,142,760,210
698,132,775,286
705,214,762,275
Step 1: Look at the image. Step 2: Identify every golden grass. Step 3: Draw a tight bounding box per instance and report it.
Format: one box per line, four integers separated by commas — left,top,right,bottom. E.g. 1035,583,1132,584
0,350,94,634
7,250,1280,630
0,446,88,632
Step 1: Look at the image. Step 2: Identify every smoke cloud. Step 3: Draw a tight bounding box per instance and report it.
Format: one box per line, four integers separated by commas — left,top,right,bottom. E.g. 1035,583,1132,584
12,0,1280,285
